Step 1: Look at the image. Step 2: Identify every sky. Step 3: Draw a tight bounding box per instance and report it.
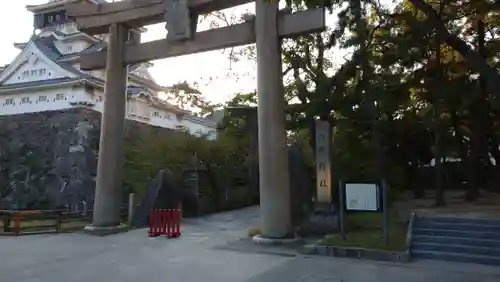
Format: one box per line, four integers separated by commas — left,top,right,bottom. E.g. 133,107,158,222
0,0,343,104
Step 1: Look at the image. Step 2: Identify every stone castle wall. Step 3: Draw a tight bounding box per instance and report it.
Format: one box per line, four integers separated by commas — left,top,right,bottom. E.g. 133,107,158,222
0,108,172,210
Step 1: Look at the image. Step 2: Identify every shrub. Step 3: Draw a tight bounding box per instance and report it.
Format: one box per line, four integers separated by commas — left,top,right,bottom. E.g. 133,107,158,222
123,128,252,214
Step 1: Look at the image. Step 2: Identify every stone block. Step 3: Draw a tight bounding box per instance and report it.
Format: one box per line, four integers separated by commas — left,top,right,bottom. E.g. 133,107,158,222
303,244,410,263
298,205,339,237
0,108,177,211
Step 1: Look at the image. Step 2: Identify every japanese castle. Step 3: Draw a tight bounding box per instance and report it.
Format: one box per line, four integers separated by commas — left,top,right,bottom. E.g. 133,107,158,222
0,0,217,138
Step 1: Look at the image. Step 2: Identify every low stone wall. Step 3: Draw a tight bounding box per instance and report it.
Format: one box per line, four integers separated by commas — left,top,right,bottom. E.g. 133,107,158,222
303,244,410,262
0,108,173,210
404,212,416,259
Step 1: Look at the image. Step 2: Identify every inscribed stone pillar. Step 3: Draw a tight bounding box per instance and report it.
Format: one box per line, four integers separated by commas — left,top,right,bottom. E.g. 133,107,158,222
255,0,292,239
315,119,332,204
85,24,129,232
301,120,338,236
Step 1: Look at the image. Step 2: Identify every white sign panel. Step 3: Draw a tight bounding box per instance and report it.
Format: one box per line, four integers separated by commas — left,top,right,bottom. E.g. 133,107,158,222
315,120,331,203
345,183,379,211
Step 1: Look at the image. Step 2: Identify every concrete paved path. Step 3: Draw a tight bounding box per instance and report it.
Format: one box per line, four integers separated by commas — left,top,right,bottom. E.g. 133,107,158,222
250,256,500,282
1,206,499,282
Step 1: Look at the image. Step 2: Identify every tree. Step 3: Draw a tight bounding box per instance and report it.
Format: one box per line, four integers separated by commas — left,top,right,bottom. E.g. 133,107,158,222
166,81,220,116
219,0,500,201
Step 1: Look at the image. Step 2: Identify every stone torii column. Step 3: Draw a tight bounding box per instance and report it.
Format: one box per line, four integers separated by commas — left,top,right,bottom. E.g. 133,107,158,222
84,23,129,234
253,0,293,242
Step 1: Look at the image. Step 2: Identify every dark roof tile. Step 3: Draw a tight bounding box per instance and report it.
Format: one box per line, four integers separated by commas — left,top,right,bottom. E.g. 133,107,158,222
1,34,214,125
0,77,79,90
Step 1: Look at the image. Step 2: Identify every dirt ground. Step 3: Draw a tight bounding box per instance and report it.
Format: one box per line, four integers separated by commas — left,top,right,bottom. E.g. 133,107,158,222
393,190,500,221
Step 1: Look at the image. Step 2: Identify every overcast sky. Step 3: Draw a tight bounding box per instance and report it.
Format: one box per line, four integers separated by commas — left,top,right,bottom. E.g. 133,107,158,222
0,0,357,104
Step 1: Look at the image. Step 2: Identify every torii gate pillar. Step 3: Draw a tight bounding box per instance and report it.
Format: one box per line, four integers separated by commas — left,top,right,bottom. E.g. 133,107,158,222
254,0,293,240
84,24,129,234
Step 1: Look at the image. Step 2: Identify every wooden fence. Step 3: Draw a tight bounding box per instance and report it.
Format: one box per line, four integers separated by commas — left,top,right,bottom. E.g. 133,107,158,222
0,207,130,236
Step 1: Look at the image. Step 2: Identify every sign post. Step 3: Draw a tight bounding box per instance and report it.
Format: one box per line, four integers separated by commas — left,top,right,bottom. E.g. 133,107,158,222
382,179,389,244
338,179,345,241
340,181,389,243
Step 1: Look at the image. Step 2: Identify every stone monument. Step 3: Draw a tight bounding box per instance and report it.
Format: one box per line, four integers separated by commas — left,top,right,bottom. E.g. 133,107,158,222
130,169,182,228
300,119,338,235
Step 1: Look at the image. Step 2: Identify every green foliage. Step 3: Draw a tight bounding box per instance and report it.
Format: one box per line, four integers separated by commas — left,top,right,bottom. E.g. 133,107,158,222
257,0,500,203
166,80,222,116
123,126,252,212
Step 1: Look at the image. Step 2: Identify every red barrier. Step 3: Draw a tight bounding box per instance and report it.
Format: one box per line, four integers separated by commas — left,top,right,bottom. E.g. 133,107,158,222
148,209,181,238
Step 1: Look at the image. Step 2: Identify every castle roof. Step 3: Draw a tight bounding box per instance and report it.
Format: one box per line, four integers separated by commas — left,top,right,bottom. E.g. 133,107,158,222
0,0,217,127
0,34,217,127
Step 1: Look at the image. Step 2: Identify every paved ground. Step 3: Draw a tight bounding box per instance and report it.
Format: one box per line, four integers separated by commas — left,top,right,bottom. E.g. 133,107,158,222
1,206,500,282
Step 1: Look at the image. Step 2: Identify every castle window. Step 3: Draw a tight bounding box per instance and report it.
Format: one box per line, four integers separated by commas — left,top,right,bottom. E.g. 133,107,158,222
152,111,160,117
31,70,37,76
21,97,30,104
39,69,46,76
127,100,136,114
38,95,47,102
22,70,29,78
67,46,73,53
55,93,65,100
5,98,14,105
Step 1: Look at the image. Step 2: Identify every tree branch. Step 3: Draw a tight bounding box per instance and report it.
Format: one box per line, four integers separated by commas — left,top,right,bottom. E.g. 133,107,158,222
290,55,311,104
408,0,500,95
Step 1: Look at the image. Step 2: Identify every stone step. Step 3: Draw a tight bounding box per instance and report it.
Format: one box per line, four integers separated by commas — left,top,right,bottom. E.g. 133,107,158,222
416,216,500,227
412,235,500,249
412,242,500,257
413,228,500,240
414,222,500,233
412,250,500,266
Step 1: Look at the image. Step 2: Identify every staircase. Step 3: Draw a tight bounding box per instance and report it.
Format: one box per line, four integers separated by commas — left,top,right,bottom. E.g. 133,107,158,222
411,216,500,265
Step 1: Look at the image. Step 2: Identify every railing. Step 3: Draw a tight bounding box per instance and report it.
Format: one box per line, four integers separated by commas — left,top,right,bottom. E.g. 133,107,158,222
0,206,130,236
0,210,65,235
148,209,181,238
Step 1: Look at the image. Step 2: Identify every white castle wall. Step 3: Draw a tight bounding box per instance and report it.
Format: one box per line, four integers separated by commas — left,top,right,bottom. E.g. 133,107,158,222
0,86,216,138
0,87,84,115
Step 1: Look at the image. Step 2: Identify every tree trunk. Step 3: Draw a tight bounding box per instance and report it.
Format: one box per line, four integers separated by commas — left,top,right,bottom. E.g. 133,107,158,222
452,120,469,191
410,161,424,198
433,0,445,207
308,118,317,156
489,139,500,193
466,17,488,201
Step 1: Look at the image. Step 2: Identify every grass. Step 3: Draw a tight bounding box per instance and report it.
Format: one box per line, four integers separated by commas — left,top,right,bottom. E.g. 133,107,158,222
318,210,408,251
247,226,261,237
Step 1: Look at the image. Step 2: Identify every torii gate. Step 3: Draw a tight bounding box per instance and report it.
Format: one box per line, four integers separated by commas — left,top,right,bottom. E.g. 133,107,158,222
66,0,325,239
